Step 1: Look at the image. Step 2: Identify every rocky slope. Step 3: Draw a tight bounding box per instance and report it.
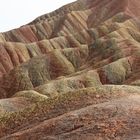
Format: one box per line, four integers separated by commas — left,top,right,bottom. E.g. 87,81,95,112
0,0,140,139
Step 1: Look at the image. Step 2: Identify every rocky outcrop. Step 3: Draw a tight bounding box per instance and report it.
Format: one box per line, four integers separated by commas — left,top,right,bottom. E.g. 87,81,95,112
0,0,140,139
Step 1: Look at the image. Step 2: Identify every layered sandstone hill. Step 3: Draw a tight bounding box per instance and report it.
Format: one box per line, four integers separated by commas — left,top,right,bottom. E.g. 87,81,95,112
0,0,140,139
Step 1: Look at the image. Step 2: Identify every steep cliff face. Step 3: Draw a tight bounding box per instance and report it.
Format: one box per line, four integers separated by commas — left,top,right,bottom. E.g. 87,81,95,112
0,0,140,139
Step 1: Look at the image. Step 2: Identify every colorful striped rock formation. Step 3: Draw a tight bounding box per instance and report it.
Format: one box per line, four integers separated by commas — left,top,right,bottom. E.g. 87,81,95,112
0,0,140,139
